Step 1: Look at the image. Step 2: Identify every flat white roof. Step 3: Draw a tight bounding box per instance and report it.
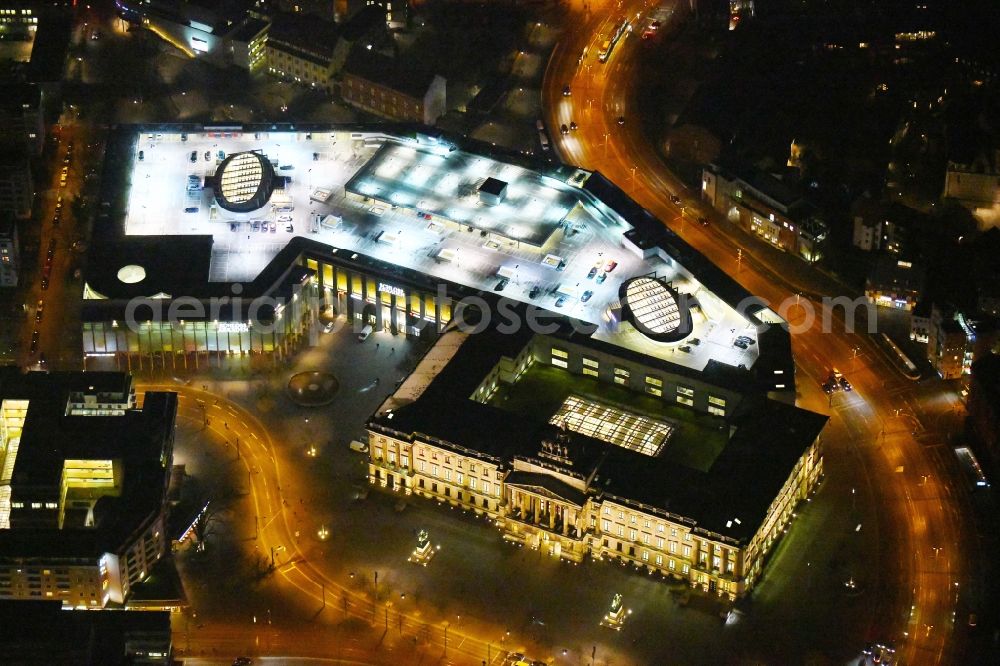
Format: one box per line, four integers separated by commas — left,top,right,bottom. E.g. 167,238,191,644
346,142,579,247
120,130,759,372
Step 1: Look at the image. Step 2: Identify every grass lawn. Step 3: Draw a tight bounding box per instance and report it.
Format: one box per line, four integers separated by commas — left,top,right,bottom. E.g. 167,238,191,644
487,364,729,472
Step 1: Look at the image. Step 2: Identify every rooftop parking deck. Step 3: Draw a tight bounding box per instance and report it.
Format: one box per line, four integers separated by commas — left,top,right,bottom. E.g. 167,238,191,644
119,129,759,372
346,142,579,248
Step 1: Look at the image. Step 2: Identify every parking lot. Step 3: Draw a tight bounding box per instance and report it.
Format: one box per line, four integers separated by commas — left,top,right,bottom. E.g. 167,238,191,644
121,130,759,371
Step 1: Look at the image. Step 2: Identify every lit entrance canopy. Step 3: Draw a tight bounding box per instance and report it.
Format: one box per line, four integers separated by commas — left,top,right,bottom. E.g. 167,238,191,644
550,395,675,457
213,151,276,213
619,277,693,343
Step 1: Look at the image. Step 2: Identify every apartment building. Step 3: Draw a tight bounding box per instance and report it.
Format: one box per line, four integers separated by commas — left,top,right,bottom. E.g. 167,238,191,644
0,215,18,287
0,149,33,219
341,51,446,125
701,162,828,263
0,370,177,608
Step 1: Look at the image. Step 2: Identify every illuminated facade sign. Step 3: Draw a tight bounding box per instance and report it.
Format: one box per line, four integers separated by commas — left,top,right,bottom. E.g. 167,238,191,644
378,282,405,298
217,322,250,333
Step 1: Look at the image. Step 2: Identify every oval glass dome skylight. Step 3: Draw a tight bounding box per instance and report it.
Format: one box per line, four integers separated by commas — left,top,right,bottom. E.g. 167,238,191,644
213,151,275,213
619,277,693,342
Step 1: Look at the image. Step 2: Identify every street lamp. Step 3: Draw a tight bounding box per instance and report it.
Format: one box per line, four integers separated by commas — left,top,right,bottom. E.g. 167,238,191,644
317,525,329,541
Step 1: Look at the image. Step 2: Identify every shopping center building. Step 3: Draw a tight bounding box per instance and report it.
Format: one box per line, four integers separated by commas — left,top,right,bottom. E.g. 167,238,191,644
0,369,176,607
84,124,793,390
82,124,824,598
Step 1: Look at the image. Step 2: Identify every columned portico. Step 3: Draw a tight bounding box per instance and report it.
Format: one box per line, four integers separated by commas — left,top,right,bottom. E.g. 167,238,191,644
502,474,588,563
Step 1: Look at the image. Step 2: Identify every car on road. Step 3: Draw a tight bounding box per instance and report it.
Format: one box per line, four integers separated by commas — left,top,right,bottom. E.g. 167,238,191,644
189,150,197,162
670,194,682,204
839,376,853,391
138,150,144,161
690,338,700,345
35,300,44,322
617,116,625,125
494,277,509,291
204,151,211,161
554,295,567,307
562,85,571,96
232,658,253,666
824,371,843,393
581,290,593,302
217,150,225,160
29,330,39,354
679,345,691,353
528,285,541,299
587,266,598,279
41,277,48,290
285,224,294,233
698,216,709,226
871,643,895,664
269,222,276,232
251,221,260,231
735,335,755,345
560,124,569,135
357,323,373,342
604,259,618,272
595,272,607,284
733,339,749,349
184,207,198,213
569,121,577,131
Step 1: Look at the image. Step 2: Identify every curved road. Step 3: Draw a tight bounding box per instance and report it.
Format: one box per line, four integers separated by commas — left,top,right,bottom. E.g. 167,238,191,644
140,383,524,666
543,1,965,663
